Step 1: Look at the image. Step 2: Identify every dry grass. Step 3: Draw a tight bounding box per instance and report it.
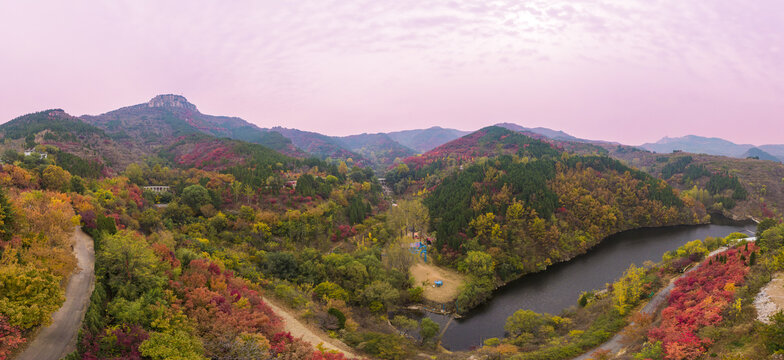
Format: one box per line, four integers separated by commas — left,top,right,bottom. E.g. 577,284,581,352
409,261,466,303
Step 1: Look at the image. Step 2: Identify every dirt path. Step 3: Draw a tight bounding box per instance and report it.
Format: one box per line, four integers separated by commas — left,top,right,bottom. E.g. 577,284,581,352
15,228,95,360
263,296,360,358
572,241,753,360
755,272,784,324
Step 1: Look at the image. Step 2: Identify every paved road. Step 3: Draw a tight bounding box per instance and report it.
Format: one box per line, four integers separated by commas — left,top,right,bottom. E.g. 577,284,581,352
16,228,95,360
572,239,755,360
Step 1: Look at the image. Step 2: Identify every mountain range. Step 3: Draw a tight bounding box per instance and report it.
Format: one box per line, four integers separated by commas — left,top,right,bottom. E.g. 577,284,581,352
2,94,782,175
641,135,784,162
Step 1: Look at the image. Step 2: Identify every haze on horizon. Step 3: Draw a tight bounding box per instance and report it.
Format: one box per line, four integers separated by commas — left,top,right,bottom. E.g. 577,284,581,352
1,1,782,146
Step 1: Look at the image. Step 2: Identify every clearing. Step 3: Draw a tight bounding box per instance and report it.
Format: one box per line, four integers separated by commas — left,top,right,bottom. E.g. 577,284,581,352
410,262,465,303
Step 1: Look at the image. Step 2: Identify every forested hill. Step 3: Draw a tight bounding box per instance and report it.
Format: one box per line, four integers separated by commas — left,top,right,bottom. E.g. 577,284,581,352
392,126,560,174
81,94,304,157
386,126,707,311
607,149,784,221
0,109,148,176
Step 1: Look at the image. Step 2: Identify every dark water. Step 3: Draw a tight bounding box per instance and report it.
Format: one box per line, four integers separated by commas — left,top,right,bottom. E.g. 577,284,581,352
431,221,756,350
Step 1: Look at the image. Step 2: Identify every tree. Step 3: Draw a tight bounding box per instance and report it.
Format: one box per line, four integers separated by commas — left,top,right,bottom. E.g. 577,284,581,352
313,282,349,302
419,318,439,345
125,163,146,185
98,231,165,299
0,265,64,329
612,264,646,315
504,309,547,338
41,165,71,192
0,315,25,359
764,311,784,354
0,188,16,241
139,209,163,234
139,329,206,360
181,185,210,211
361,280,398,310
391,315,417,336
458,251,495,278
70,175,85,194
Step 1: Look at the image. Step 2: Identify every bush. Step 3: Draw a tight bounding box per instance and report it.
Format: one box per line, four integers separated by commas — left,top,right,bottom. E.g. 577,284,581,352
327,308,346,330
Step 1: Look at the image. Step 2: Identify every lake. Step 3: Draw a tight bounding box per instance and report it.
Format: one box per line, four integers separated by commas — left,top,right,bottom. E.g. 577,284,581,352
429,220,756,350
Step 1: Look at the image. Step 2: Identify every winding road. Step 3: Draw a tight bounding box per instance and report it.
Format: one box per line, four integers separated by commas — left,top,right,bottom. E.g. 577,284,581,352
15,228,95,360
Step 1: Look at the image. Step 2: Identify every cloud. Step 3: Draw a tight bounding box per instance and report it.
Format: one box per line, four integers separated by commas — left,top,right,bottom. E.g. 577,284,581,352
0,0,782,144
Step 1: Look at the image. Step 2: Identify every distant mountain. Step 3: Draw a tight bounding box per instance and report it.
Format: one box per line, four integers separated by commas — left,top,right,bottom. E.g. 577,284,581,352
641,135,782,162
759,144,784,160
81,94,303,157
338,133,416,170
386,126,470,153
270,127,368,166
640,135,753,157
494,122,580,141
742,147,781,162
0,109,145,174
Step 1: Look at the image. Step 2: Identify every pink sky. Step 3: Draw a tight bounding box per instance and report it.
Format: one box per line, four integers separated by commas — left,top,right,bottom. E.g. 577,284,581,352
1,1,782,145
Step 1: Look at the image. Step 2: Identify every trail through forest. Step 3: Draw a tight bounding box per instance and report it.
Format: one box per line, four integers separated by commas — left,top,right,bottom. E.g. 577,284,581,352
15,228,95,360
262,296,359,358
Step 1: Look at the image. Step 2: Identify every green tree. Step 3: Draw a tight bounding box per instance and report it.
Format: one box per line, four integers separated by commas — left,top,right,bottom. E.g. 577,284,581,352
98,231,165,299
419,318,440,345
70,175,85,194
0,265,64,329
139,209,163,234
763,311,784,354
139,329,206,360
391,315,417,336
41,164,72,192
181,185,210,211
458,251,495,278
0,187,16,241
505,309,547,338
313,281,350,302
361,280,398,309
124,163,146,185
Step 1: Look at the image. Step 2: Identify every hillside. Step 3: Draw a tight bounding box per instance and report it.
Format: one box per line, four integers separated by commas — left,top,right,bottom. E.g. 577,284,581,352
385,127,705,312
386,126,470,153
270,126,368,166
0,109,145,175
608,149,784,221
393,126,560,172
81,94,303,157
338,133,416,171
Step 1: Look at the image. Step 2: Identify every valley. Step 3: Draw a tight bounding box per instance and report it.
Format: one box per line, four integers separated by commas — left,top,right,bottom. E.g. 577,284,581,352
0,96,782,360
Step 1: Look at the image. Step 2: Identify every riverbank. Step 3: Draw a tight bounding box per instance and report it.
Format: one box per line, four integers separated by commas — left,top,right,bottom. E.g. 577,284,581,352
432,222,754,351
572,237,756,360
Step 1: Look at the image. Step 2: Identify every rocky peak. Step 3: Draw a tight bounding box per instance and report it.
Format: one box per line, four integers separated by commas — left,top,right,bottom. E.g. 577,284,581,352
147,94,198,111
